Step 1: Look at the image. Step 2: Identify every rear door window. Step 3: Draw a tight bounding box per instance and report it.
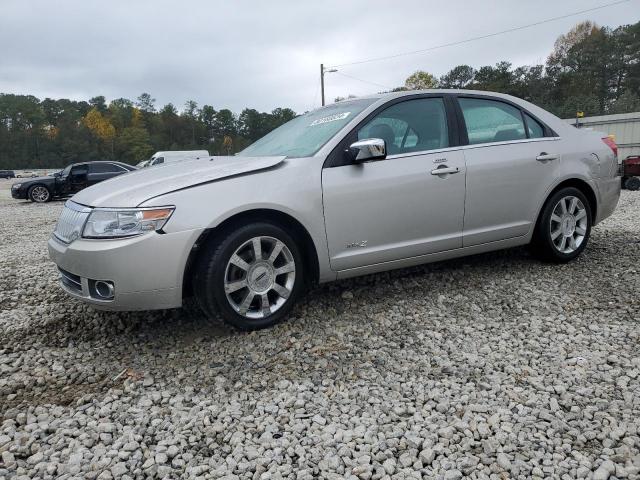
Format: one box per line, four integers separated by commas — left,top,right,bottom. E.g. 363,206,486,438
89,163,126,173
459,98,526,145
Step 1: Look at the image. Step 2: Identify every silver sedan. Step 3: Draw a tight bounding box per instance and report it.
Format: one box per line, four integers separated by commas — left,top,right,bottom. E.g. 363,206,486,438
48,90,621,329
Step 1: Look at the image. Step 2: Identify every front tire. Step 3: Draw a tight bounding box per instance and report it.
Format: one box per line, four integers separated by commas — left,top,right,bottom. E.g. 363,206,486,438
531,187,592,263
28,185,51,203
194,222,304,330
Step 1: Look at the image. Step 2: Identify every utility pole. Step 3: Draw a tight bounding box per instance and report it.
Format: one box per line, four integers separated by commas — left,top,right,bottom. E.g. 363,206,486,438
321,64,325,106
320,64,337,106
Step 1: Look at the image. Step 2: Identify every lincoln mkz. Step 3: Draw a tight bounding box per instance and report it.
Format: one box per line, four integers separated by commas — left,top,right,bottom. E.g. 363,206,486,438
48,90,621,329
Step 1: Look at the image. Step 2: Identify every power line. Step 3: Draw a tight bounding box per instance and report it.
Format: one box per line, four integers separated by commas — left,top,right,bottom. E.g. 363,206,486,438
333,71,392,90
328,0,633,68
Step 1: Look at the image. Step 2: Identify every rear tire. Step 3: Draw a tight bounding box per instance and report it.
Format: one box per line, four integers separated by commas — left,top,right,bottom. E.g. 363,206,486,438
531,187,592,263
624,176,640,191
194,222,304,330
28,185,51,203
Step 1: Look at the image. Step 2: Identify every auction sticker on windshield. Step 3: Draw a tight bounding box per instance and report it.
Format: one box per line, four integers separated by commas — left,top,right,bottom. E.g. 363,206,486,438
310,112,351,126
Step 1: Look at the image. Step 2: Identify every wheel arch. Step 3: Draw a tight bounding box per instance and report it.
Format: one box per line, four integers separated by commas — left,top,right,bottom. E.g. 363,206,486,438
182,208,320,299
27,183,52,199
535,178,598,229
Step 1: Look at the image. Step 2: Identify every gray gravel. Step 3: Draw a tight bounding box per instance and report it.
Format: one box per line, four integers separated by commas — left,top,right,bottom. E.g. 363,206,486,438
0,178,639,480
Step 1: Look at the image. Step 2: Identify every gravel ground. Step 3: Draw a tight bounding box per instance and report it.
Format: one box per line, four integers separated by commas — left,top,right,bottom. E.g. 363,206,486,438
0,178,639,480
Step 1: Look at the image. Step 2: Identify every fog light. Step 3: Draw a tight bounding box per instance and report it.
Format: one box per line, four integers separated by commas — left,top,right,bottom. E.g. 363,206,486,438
91,280,115,300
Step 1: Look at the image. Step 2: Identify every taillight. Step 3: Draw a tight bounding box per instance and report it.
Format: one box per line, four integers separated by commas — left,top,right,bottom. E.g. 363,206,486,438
602,136,622,175
602,136,618,158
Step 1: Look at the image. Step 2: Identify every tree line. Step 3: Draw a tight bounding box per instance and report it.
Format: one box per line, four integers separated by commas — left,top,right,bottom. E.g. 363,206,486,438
378,21,639,120
0,92,297,169
0,20,638,169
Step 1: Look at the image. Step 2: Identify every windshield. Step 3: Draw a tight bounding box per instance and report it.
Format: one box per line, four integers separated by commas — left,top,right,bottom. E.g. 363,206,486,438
60,165,72,176
240,99,377,158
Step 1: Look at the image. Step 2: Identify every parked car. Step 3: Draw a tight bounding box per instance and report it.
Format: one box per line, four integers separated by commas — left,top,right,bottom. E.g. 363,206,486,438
0,170,16,179
146,150,209,167
16,171,37,178
12,161,136,203
48,90,621,330
622,155,640,190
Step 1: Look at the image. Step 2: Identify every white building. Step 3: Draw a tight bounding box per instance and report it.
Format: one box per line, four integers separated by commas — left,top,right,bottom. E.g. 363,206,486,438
565,111,640,159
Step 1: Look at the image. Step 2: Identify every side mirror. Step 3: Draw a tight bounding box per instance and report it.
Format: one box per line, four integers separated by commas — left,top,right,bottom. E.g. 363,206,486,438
348,138,386,163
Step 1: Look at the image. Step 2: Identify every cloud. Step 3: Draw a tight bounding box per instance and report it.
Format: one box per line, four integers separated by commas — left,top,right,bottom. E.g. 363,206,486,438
0,0,635,112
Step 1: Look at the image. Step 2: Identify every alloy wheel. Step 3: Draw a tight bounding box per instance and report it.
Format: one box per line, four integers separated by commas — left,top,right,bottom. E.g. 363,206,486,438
223,236,296,319
549,195,588,254
30,186,50,203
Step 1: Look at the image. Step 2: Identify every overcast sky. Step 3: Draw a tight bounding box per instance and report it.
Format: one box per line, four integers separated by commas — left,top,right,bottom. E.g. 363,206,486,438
1,0,638,113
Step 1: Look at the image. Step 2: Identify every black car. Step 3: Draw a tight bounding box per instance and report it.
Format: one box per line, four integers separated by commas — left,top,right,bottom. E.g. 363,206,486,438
11,161,136,203
0,170,16,179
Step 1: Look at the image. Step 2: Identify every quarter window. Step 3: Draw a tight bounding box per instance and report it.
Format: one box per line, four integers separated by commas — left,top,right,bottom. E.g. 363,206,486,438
524,112,545,139
358,98,449,156
459,98,527,145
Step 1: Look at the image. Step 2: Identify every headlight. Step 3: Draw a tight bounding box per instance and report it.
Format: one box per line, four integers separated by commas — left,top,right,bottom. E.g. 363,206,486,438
12,183,22,189
82,207,174,238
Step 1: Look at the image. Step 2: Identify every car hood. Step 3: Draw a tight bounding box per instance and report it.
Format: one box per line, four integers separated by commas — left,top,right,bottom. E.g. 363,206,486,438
15,176,54,185
71,155,286,207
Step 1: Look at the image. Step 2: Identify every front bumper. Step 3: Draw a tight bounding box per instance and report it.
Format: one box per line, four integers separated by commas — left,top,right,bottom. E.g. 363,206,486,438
11,186,27,199
48,228,203,311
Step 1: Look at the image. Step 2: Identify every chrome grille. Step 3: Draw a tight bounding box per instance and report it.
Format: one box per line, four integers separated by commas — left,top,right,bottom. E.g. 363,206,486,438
53,201,91,243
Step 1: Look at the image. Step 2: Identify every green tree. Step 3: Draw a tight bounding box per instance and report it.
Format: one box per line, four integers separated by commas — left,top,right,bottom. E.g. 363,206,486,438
238,108,270,141
472,62,516,94
545,22,613,115
404,71,438,90
116,126,153,163
182,100,200,145
270,107,297,126
439,65,475,88
108,98,134,130
200,105,217,143
213,109,237,138
89,96,108,113
136,93,156,113
609,91,640,114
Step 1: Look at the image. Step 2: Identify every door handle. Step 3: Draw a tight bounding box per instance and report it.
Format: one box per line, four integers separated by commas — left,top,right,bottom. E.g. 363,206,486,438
431,166,460,175
536,152,558,161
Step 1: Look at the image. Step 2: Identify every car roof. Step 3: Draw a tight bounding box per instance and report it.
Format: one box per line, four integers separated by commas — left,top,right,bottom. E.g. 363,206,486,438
314,89,531,113
70,161,132,167
351,88,530,102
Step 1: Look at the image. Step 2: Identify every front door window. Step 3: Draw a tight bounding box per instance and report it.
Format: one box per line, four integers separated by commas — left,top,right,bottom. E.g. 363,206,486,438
357,98,449,155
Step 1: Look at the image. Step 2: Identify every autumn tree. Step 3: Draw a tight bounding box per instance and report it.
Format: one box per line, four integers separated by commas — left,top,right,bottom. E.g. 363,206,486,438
84,108,116,143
